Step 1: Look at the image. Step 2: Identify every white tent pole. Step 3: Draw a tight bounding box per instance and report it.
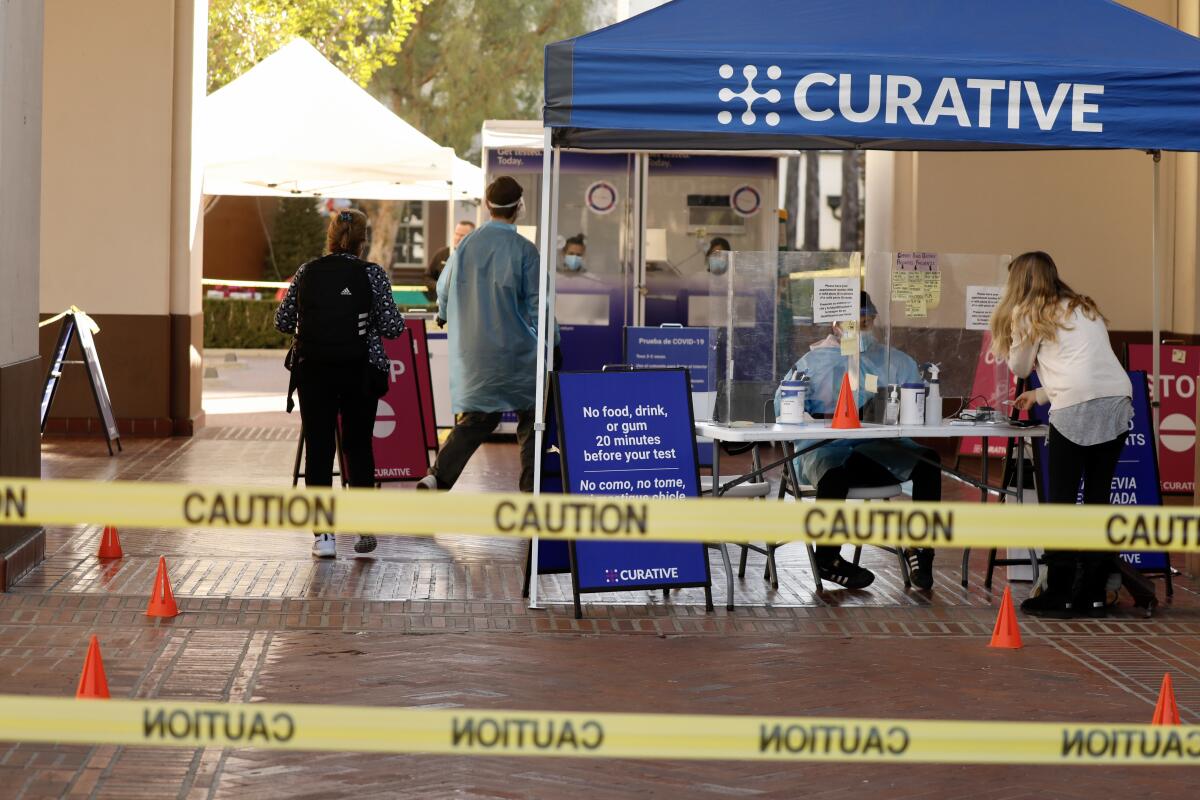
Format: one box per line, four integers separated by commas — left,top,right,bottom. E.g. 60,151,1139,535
446,180,455,255
1152,150,1162,434
530,127,555,609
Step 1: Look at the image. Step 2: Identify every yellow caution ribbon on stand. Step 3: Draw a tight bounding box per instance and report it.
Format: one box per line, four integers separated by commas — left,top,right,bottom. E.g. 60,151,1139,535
0,695,1195,764
0,477,1198,553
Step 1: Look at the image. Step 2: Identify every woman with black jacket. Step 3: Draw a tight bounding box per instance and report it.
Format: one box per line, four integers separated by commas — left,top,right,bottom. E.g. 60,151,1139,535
274,209,404,557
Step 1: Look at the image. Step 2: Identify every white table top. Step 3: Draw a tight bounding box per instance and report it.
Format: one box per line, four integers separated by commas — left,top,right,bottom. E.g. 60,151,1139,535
696,419,1048,443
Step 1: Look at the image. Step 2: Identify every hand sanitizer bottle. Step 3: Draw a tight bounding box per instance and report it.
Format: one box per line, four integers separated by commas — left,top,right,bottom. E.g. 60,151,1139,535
885,384,900,425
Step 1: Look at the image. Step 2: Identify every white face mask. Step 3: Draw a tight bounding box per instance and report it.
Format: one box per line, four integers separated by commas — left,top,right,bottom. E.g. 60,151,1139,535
707,253,728,275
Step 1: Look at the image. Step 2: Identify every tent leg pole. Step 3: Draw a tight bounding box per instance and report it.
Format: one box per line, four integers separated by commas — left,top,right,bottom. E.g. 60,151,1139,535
530,128,555,610
1152,150,1162,434
446,180,455,257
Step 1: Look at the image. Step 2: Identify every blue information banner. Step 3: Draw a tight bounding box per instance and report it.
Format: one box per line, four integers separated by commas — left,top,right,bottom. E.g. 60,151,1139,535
624,327,716,392
1031,370,1167,570
625,326,718,467
553,370,711,601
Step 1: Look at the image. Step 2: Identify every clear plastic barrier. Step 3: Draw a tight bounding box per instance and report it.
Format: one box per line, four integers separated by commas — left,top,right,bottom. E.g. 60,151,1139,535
867,251,1013,422
715,251,864,423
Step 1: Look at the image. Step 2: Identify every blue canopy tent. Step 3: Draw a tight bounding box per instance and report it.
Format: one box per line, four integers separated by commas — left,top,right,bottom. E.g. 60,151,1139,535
525,0,1200,604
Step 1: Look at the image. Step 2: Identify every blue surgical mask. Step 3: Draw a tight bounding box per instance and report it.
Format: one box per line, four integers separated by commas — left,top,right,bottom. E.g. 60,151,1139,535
859,330,876,352
707,254,728,275
563,254,584,271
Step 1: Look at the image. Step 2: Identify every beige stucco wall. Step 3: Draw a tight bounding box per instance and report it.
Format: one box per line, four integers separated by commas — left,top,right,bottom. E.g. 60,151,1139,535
40,0,177,316
867,0,1196,334
39,0,206,430
0,1,44,366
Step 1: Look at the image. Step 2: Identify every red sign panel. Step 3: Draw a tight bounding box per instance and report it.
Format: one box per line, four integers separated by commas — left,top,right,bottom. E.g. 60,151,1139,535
958,333,1016,457
374,331,430,482
1127,344,1199,495
404,317,438,451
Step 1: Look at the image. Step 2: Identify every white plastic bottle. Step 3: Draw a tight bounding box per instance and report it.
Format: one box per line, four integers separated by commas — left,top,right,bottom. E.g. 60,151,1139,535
924,363,942,426
884,384,900,425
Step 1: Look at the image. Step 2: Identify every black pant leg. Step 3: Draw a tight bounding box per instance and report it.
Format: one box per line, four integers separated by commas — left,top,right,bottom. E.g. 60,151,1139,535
812,452,895,561
298,374,340,489
430,411,501,489
1077,432,1128,595
1045,425,1095,594
1047,425,1087,504
909,447,942,502
338,368,380,489
1080,433,1127,505
516,409,536,493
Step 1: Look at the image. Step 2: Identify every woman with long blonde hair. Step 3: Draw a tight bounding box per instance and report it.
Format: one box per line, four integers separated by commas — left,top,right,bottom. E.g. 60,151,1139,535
990,251,1131,618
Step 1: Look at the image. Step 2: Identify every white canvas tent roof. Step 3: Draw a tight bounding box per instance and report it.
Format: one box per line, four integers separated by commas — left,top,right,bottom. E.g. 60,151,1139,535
203,39,480,200
481,120,545,151
339,156,485,202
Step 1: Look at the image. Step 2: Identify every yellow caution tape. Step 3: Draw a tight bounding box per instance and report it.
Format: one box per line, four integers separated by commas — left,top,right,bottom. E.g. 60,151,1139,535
0,695,1195,763
37,305,100,334
1,477,1198,553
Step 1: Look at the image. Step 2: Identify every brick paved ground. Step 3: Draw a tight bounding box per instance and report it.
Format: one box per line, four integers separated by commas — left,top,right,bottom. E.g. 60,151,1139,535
2,429,1198,798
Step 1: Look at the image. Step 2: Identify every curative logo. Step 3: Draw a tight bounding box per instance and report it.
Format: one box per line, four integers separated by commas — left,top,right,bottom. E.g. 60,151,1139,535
718,64,782,127
604,569,619,584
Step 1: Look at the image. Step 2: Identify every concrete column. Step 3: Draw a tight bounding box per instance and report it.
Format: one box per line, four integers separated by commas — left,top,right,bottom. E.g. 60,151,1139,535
40,0,207,436
0,0,46,587
169,0,207,431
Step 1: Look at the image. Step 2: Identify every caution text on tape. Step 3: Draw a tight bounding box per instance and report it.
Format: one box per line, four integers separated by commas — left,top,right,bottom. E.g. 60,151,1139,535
1,696,1196,764
2,477,1200,553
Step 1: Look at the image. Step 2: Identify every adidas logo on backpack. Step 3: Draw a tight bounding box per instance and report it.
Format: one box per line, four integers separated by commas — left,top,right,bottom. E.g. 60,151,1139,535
340,287,352,296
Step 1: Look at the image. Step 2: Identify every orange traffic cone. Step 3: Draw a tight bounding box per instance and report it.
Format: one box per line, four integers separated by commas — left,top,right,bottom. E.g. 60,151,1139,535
145,556,179,618
988,586,1023,649
1151,673,1181,725
75,635,110,699
97,526,123,559
830,373,861,429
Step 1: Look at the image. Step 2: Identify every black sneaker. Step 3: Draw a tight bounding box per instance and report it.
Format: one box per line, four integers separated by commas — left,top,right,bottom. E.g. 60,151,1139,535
354,535,378,554
1019,591,1076,619
817,557,875,590
906,548,935,590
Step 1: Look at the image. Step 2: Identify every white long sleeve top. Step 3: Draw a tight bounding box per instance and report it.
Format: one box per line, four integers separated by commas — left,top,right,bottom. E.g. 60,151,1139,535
1006,303,1131,410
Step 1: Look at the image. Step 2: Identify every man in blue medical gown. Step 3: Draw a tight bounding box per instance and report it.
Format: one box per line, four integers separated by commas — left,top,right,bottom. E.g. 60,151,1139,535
778,292,940,590
418,176,544,492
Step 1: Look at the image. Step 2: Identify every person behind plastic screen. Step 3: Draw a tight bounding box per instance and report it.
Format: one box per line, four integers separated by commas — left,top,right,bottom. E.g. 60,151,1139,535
776,291,940,590
425,220,476,300
417,176,546,493
990,251,1133,619
274,208,405,558
706,236,731,275
561,234,586,272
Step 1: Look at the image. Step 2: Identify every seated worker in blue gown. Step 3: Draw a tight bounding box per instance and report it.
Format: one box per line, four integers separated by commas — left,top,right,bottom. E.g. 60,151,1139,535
777,291,940,590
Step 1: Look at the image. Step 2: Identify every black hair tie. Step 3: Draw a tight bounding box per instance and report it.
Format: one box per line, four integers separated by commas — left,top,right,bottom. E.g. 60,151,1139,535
339,210,353,223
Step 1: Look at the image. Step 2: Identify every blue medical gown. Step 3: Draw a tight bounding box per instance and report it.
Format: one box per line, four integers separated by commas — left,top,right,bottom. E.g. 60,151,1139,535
776,336,926,487
438,222,544,413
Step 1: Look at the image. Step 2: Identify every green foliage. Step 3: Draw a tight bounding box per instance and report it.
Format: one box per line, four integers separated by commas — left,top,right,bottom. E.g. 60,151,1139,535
267,198,327,280
204,298,292,349
370,0,595,157
208,0,430,92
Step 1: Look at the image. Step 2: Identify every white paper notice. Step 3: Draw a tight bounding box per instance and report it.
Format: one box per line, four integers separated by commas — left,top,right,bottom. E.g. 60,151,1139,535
966,285,1002,331
813,277,859,323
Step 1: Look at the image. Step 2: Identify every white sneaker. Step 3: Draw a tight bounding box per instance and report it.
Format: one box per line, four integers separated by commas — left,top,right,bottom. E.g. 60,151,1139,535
415,475,438,490
311,533,336,558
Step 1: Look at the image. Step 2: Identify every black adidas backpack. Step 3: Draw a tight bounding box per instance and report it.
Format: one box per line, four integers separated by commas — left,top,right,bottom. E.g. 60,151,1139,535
294,254,373,365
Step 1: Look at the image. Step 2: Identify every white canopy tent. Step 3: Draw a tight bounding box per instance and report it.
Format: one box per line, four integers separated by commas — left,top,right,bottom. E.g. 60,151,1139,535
202,39,482,203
